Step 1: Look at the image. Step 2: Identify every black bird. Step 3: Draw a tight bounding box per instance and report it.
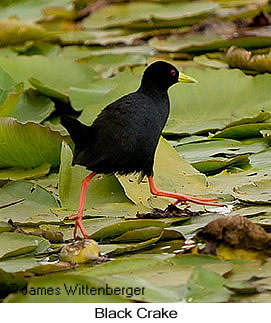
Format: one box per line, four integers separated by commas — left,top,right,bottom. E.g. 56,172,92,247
61,61,222,239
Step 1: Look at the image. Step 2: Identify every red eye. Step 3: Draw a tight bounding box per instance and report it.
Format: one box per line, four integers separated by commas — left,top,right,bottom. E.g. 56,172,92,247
170,69,177,76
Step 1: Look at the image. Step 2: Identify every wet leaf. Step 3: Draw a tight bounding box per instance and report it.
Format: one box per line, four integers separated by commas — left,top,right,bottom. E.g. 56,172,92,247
0,232,50,260
194,54,229,69
0,0,71,22
0,87,55,123
0,181,58,224
192,155,250,176
185,266,233,302
0,163,51,181
150,25,271,53
107,234,163,257
83,2,218,30
213,123,271,140
0,18,57,45
166,68,271,136
90,220,167,243
176,138,267,163
112,226,163,243
226,46,271,73
0,268,27,298
232,180,271,204
0,56,97,94
0,118,69,168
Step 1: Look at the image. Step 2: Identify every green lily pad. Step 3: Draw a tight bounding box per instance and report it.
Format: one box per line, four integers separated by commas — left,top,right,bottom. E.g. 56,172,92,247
0,163,50,181
0,232,50,260
112,226,164,243
0,87,55,123
213,123,271,139
0,18,57,45
192,155,250,176
176,138,267,163
83,2,218,30
150,26,271,53
79,253,232,292
29,78,69,104
165,68,271,136
194,54,229,69
0,84,24,118
0,56,97,93
249,148,271,172
0,268,27,298
0,181,58,224
0,0,71,23
80,53,147,76
0,118,69,168
185,266,233,302
69,79,117,111
232,179,271,204
90,220,167,242
107,234,163,257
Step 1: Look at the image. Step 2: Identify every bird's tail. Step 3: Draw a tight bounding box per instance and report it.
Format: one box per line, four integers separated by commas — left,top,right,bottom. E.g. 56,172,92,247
61,116,91,149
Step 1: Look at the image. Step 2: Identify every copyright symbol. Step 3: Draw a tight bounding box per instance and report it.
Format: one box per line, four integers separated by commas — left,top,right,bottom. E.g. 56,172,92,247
8,284,19,293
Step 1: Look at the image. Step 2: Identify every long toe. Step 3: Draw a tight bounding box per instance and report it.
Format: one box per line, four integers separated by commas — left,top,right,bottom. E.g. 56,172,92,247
75,218,90,239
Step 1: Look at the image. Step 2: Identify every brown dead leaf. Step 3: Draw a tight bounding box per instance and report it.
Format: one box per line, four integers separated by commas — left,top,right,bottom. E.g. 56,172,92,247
197,215,271,251
136,204,197,219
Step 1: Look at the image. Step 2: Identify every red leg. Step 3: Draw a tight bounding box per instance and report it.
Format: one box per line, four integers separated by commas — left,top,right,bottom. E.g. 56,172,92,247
68,172,96,239
148,176,223,207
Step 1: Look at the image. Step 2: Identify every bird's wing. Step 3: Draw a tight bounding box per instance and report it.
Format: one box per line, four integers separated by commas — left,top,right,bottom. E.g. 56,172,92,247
73,97,141,168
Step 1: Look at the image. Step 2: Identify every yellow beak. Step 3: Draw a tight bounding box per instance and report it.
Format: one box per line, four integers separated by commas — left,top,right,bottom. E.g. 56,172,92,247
178,72,198,83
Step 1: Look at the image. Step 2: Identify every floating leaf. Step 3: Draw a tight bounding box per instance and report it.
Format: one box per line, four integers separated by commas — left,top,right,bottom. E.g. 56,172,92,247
150,26,271,53
0,18,57,45
0,118,69,168
185,266,233,302
0,268,26,298
232,180,271,204
213,123,271,139
90,220,167,242
83,2,218,30
0,56,97,94
0,181,58,224
166,68,271,135
0,232,50,260
226,46,271,73
176,138,267,163
192,155,250,176
0,0,71,22
0,163,51,181
0,87,55,123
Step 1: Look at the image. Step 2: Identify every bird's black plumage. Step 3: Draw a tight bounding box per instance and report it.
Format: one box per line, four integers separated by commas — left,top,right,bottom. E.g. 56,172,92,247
61,61,179,177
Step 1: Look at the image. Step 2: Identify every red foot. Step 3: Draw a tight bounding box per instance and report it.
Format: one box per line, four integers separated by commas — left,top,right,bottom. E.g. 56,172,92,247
68,172,96,239
148,176,224,207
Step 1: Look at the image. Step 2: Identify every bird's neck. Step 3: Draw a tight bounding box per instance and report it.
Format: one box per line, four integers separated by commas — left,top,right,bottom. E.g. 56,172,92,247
138,84,169,100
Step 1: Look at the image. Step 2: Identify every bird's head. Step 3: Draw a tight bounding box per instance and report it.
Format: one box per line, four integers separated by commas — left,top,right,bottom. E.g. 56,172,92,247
141,61,197,91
